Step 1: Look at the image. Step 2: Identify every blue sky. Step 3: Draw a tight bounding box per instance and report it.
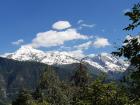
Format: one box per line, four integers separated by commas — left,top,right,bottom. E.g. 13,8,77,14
0,0,140,55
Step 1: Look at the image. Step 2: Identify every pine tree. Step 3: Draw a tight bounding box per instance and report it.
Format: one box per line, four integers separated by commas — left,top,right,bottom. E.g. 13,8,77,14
124,3,140,30
71,61,90,87
112,2,140,101
79,79,130,105
39,66,70,105
12,89,36,105
70,60,91,105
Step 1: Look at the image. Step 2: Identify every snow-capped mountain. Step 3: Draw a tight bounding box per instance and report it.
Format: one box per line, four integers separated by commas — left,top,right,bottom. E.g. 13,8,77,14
1,46,79,65
1,46,129,73
83,53,129,73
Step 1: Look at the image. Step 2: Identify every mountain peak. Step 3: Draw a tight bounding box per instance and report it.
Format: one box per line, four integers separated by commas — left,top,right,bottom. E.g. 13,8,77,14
1,47,128,73
18,45,43,53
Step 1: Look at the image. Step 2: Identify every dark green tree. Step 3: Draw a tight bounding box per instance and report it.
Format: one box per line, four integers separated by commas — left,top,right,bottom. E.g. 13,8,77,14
70,60,91,105
12,89,36,105
71,61,90,87
32,87,43,101
78,79,130,105
124,3,140,30
39,66,70,105
112,2,140,101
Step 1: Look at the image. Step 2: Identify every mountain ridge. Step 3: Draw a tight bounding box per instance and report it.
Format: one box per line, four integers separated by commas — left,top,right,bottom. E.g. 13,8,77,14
1,46,129,74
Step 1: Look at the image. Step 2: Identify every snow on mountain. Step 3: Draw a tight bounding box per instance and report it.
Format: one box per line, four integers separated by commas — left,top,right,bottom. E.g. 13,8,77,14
1,46,129,73
84,53,129,73
1,46,79,65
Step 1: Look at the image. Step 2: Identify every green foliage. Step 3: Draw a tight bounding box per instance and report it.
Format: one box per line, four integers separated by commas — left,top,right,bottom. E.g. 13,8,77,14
12,89,36,105
12,89,50,105
77,79,130,105
112,35,140,97
39,66,60,89
39,66,71,105
35,100,49,105
124,3,140,30
112,2,140,103
71,63,90,87
112,36,140,66
10,63,136,105
69,63,91,105
0,57,77,102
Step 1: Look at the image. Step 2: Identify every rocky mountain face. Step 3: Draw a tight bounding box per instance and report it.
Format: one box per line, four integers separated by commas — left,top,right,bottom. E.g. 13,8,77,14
1,46,129,75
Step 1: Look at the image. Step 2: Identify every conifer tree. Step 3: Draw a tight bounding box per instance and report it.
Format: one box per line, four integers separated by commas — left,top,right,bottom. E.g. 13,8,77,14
71,63,89,87
70,59,91,105
39,66,70,105
78,79,130,105
12,89,36,105
112,2,140,101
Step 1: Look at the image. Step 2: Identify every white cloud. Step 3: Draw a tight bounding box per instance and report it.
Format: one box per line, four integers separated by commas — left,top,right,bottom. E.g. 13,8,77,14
52,21,71,30
21,20,110,55
74,41,93,50
93,37,110,48
122,8,131,13
81,24,95,28
74,37,110,50
67,50,85,58
77,20,84,24
30,28,88,48
12,39,24,45
78,23,96,30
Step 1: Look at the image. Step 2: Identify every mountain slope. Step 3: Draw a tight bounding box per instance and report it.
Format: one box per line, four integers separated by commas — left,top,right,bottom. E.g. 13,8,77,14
0,57,78,101
0,46,130,101
1,46,129,74
2,46,79,65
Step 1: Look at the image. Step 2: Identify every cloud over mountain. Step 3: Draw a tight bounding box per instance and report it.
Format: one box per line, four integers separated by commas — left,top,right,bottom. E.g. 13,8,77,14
13,21,111,55
93,37,110,48
30,28,88,48
52,21,71,30
74,41,93,50
12,39,24,45
74,37,110,50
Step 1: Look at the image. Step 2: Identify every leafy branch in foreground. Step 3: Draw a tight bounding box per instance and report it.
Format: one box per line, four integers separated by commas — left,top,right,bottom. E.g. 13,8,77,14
124,3,140,30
